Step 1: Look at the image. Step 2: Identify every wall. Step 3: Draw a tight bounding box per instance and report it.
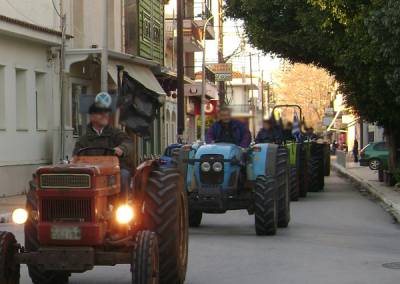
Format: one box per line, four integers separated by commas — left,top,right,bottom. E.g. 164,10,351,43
0,34,59,195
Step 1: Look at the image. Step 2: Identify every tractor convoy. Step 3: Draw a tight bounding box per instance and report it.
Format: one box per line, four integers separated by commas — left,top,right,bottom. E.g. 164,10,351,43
0,104,329,283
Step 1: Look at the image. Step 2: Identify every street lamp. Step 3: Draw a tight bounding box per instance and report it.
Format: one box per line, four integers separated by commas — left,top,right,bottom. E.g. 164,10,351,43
200,15,214,142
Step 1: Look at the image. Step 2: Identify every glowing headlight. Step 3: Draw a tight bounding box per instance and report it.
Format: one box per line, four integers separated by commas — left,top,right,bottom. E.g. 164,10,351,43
201,162,211,172
116,205,134,224
212,162,223,172
12,208,28,225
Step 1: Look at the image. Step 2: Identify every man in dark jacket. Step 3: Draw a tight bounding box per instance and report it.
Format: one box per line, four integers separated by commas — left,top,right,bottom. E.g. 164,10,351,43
255,119,278,144
73,102,134,193
206,107,251,148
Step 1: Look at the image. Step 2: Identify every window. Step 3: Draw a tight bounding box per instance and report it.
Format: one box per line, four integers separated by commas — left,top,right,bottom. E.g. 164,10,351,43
374,142,387,151
35,72,48,130
0,66,5,129
71,83,88,136
143,14,152,41
15,68,28,130
153,23,161,43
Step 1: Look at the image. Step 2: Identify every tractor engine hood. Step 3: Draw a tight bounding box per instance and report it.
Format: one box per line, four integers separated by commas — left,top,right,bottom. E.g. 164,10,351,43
37,157,120,176
195,143,243,160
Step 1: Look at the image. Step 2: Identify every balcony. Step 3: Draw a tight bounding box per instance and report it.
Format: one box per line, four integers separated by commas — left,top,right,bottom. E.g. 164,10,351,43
193,1,215,40
230,104,252,118
183,19,203,52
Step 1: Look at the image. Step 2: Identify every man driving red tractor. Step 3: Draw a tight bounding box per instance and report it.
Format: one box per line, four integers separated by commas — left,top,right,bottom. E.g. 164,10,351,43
73,101,133,193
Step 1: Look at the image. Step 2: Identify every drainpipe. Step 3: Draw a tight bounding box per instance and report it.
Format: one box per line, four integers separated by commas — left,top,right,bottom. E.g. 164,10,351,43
101,0,109,93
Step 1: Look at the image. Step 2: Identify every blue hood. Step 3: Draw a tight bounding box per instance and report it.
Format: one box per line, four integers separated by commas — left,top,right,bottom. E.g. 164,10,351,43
195,143,242,160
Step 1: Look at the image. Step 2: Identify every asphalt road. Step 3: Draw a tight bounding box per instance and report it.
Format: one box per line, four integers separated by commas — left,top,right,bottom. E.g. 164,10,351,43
3,172,400,284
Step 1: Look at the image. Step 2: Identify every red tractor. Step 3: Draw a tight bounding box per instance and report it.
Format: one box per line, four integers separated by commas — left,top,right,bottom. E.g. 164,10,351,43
0,147,188,284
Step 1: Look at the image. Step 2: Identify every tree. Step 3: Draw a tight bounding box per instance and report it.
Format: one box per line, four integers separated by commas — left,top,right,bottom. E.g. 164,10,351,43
225,0,400,170
273,64,334,129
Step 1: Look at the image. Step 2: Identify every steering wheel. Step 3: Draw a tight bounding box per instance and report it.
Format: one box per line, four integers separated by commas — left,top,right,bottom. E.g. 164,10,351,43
76,147,116,156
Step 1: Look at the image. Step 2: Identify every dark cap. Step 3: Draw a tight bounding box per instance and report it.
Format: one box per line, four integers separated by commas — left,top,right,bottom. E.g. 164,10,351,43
88,102,112,114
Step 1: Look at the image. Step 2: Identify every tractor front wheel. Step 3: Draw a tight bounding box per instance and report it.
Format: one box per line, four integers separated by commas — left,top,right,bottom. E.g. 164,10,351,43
132,231,159,284
254,176,277,236
189,210,202,227
0,231,20,284
143,167,189,284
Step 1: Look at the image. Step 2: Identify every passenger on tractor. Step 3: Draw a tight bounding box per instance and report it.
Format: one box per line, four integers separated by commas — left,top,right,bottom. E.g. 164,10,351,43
305,127,318,141
73,102,134,193
255,119,279,144
283,122,295,142
206,106,251,148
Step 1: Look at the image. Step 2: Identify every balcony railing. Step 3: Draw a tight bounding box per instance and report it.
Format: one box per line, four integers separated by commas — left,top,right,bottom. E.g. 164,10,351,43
229,104,251,114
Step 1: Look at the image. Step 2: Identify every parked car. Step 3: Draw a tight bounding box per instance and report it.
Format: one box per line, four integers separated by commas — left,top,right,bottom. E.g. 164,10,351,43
359,142,388,170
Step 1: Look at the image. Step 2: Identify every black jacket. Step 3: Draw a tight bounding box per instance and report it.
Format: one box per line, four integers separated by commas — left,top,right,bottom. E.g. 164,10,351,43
73,125,134,170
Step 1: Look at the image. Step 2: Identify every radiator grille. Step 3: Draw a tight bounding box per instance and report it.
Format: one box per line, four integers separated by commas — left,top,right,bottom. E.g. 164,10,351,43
40,174,91,189
41,199,93,222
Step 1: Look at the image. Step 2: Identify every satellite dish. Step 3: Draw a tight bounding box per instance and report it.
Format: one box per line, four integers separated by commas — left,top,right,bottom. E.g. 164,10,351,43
95,92,112,108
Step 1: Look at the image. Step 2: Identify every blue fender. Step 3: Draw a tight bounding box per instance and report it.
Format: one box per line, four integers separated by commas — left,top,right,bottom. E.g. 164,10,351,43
247,143,278,181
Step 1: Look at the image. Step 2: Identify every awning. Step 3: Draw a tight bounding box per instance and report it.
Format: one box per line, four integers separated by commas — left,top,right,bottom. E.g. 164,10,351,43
108,59,166,96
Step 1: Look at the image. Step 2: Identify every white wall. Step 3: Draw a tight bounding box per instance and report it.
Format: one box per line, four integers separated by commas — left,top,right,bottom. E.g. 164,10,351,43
0,35,58,165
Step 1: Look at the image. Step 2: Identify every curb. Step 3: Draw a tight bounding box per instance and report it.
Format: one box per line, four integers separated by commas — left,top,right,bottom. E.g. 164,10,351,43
332,163,400,222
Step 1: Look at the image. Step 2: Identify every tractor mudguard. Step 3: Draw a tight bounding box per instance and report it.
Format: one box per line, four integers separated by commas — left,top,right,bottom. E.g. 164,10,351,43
247,144,279,181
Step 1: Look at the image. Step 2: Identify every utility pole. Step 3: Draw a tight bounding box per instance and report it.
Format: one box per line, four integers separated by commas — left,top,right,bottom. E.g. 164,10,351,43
217,0,225,106
249,53,256,136
176,0,185,139
59,0,66,160
101,0,109,93
201,15,215,141
260,69,265,121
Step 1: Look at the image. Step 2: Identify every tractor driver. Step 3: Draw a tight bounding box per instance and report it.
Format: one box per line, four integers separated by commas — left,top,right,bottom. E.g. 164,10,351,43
73,102,134,193
206,106,251,148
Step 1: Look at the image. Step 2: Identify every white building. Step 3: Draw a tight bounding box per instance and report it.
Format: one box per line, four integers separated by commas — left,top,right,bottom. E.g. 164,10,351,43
0,1,64,196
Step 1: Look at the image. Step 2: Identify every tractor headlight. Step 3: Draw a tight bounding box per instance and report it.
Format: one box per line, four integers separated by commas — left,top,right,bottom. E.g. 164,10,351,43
12,208,28,224
201,162,211,172
116,205,134,224
212,162,223,172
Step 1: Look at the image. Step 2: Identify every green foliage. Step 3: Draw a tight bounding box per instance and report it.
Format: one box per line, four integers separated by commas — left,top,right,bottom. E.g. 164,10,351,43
225,0,400,129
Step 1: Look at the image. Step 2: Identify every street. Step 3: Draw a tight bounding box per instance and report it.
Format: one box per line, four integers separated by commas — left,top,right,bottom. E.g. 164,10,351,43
3,172,400,284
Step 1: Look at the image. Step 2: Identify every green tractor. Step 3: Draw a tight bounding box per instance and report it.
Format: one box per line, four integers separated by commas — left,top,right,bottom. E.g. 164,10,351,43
272,105,329,198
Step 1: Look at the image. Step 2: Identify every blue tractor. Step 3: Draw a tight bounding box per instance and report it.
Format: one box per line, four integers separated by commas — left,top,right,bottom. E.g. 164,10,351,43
183,142,290,236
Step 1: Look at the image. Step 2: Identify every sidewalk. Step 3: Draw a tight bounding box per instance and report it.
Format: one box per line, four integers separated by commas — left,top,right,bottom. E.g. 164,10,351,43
0,194,25,223
332,161,400,222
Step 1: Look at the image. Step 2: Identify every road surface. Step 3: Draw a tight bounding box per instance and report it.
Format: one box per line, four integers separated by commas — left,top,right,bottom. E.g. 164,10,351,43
3,172,400,284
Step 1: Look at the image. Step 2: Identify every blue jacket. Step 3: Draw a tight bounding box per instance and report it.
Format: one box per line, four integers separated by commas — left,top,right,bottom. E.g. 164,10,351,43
206,120,251,148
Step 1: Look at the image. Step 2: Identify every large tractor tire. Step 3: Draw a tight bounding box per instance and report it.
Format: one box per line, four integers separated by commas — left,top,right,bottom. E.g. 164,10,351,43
132,231,159,284
254,176,277,236
299,145,308,198
308,144,325,192
323,144,331,176
25,182,70,284
143,167,189,284
289,166,299,201
189,210,202,228
276,148,290,228
0,231,20,284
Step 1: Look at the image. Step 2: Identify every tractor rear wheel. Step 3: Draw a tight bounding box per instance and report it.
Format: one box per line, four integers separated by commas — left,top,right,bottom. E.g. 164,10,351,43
289,166,299,201
254,176,277,236
25,182,70,284
143,167,189,284
0,231,20,284
299,145,308,198
308,144,324,192
276,149,290,228
189,210,202,228
132,231,159,284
